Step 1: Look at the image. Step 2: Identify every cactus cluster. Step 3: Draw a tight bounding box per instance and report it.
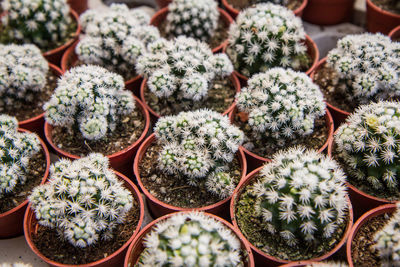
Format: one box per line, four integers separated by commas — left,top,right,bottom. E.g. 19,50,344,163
0,115,41,199
235,68,326,147
137,212,244,267
335,101,400,194
226,3,309,77
165,0,219,42
77,4,160,78
0,0,73,50
154,109,244,198
250,147,348,246
29,153,133,248
44,65,135,141
0,44,49,110
327,33,400,104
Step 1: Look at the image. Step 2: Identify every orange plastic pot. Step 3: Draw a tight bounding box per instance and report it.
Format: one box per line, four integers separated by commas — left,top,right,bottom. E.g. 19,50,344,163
150,7,233,53
231,167,354,266
124,211,255,267
389,25,400,39
133,133,247,219
44,96,150,176
68,0,88,15
366,0,400,34
24,171,144,267
303,0,355,25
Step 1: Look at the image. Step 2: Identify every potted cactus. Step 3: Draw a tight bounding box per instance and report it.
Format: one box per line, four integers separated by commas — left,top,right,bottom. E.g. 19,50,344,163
134,109,247,218
24,153,144,266
0,0,80,65
367,0,400,34
137,36,239,120
43,65,150,175
231,146,353,265
0,115,50,238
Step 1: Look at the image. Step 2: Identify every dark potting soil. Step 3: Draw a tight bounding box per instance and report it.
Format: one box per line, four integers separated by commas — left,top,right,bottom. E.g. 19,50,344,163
226,0,303,12
51,109,145,156
31,199,140,265
371,0,400,15
0,150,46,214
144,77,236,116
0,71,58,122
235,175,350,261
139,142,242,208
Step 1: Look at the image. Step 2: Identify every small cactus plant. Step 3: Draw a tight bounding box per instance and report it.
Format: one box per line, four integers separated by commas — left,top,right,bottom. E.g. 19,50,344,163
0,115,41,199
29,153,133,248
226,3,309,77
44,65,135,141
154,109,244,198
327,33,400,104
137,212,245,266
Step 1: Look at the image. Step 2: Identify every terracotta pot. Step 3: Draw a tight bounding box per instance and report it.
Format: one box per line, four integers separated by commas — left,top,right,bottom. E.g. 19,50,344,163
44,96,150,176
303,0,355,25
155,0,172,8
346,204,397,267
124,211,255,267
133,133,247,219
24,171,144,267
68,0,88,15
231,167,354,266
222,0,308,19
389,25,400,39
150,7,233,53
366,0,400,34
61,41,143,97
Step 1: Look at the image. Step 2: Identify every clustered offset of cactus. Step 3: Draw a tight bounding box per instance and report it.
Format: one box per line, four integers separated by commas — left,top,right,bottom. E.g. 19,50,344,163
0,44,49,110
235,68,326,147
0,115,41,199
136,36,233,103
44,65,135,141
250,147,348,246
154,109,244,198
77,4,160,78
226,3,309,77
0,0,73,50
29,153,133,248
335,101,400,193
165,0,219,42
137,212,244,266
327,33,400,104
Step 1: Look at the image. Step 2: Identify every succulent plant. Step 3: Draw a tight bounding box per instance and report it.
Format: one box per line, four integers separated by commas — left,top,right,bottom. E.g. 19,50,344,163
137,212,244,267
44,65,135,141
0,0,73,50
154,109,244,198
0,44,49,111
0,115,41,199
165,0,219,42
226,3,309,77
251,147,348,246
327,33,400,104
29,153,133,248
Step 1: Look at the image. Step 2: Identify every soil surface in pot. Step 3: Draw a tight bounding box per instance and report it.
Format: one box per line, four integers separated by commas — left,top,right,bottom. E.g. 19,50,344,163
139,142,242,208
31,198,140,264
51,108,145,156
234,112,328,158
226,0,302,12
1,71,58,122
235,175,349,261
0,150,46,214
371,0,400,15
144,78,236,116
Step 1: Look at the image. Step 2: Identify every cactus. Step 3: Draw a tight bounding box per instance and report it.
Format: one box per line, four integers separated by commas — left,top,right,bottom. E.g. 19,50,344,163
226,3,309,77
250,147,348,246
165,0,219,42
44,65,135,141
235,68,326,147
327,33,400,104
154,109,244,198
0,44,49,111
29,153,133,248
0,0,73,50
77,4,160,78
137,212,244,267
0,115,41,199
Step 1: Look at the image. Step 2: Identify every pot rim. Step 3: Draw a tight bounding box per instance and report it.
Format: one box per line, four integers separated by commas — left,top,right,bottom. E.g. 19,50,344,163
366,0,400,19
389,25,400,39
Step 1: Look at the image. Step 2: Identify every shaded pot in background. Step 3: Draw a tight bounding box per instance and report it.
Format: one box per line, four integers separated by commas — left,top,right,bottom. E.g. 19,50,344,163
68,0,88,15
303,0,355,25
389,25,400,39
366,0,400,34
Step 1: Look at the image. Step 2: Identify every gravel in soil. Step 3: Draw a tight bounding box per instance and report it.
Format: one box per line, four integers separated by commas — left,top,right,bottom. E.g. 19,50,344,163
139,142,242,208
371,0,400,14
226,0,302,12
